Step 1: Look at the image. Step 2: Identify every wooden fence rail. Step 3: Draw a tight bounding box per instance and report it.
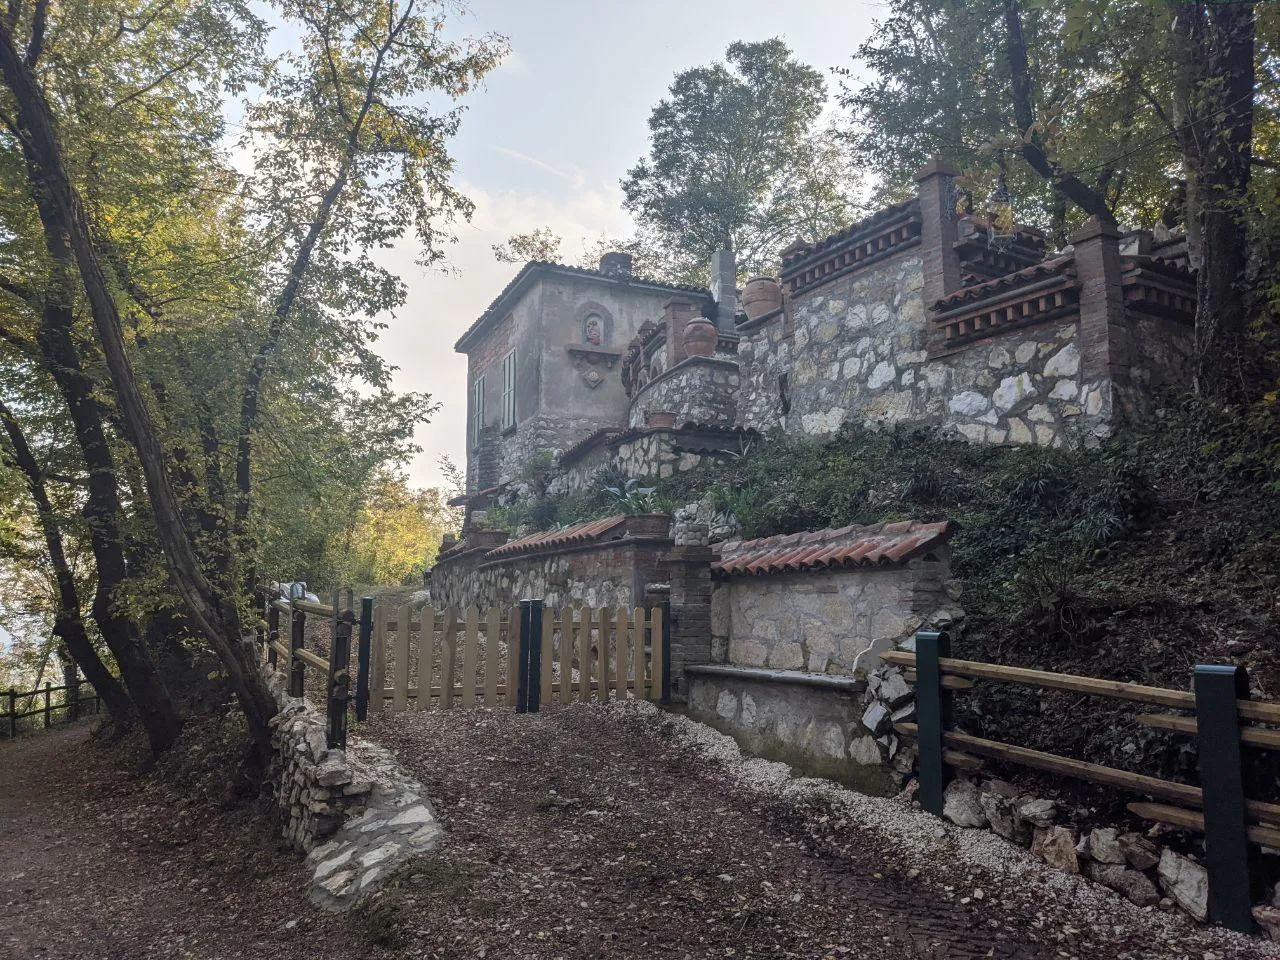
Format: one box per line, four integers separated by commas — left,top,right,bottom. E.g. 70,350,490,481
887,634,1276,934
2,675,100,737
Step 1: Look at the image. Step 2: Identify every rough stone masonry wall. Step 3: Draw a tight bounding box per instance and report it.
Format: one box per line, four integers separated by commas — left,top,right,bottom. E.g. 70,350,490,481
264,667,373,853
627,356,740,429
548,429,716,497
735,251,1107,445
431,539,671,611
709,556,958,675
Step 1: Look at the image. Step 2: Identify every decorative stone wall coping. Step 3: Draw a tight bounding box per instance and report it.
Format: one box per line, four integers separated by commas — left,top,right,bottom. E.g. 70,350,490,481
685,663,868,693
630,354,741,404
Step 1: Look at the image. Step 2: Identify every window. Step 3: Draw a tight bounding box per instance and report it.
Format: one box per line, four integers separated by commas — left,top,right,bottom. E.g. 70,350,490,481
501,351,516,430
470,375,485,449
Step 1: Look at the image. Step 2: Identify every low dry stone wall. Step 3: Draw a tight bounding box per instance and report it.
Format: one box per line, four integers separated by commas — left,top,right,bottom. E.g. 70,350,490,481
265,668,373,853
262,666,443,911
627,356,740,429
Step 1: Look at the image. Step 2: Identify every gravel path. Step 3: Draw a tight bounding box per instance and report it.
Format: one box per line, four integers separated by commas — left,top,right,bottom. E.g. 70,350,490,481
1,706,1278,959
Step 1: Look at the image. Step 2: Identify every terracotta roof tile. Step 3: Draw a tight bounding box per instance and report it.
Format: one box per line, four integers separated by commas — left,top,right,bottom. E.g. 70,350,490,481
483,515,628,559
712,520,950,577
935,255,1074,310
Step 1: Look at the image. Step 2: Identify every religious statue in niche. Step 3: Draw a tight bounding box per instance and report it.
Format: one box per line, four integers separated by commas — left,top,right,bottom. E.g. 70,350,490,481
583,314,603,346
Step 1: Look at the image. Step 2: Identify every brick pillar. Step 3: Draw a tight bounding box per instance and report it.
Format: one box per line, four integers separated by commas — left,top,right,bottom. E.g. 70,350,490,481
663,297,701,369
914,156,963,313
663,545,713,697
1071,216,1130,422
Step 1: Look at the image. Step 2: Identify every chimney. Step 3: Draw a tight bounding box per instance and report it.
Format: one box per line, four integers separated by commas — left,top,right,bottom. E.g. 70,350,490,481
599,251,633,277
709,249,737,331
914,156,963,314
662,296,701,368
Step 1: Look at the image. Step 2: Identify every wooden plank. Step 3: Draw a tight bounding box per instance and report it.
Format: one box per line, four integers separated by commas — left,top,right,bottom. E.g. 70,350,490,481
944,750,985,772
269,639,291,660
1137,712,1280,751
1128,802,1280,849
649,605,664,702
597,607,612,703
895,722,1280,826
506,606,520,708
441,608,458,709
295,648,328,672
559,608,575,705
462,606,479,708
484,606,500,706
416,607,435,712
371,601,387,715
292,598,333,617
632,606,646,700
392,603,411,714
886,649,1280,724
614,606,627,703
541,606,555,708
578,607,593,704
903,670,975,691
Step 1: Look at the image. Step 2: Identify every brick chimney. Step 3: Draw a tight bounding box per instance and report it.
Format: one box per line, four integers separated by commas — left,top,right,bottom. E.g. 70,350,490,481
662,296,701,368
915,156,963,314
598,251,633,277
709,249,737,332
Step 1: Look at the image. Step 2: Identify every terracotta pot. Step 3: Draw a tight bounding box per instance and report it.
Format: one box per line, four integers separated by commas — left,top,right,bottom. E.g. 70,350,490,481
742,276,782,321
682,316,718,358
626,514,671,539
646,410,677,428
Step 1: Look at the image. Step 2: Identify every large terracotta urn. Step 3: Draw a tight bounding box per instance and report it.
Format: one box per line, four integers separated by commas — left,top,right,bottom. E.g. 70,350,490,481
742,276,782,321
682,316,718,358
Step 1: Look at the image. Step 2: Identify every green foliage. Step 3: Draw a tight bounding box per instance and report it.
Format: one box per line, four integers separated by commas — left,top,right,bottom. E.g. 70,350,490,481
601,478,658,515
622,39,861,279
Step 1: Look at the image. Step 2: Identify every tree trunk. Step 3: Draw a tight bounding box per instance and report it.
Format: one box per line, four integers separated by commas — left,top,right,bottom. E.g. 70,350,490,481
0,22,277,753
1172,3,1256,402
0,400,136,732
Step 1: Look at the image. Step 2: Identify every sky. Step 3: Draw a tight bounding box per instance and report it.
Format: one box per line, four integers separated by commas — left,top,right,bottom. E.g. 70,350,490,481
378,0,884,490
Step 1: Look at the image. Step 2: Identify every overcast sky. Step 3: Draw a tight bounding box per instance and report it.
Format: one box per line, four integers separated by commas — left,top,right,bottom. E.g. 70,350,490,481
378,0,883,489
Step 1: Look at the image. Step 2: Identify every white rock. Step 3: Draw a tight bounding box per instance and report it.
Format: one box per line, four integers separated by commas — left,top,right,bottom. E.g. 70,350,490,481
1157,848,1208,922
876,672,913,708
1044,342,1080,378
1031,826,1079,874
1086,827,1126,864
942,779,988,829
861,701,889,735
848,734,882,765
868,361,896,391
388,805,434,827
993,373,1035,413
948,391,990,418
1017,797,1058,827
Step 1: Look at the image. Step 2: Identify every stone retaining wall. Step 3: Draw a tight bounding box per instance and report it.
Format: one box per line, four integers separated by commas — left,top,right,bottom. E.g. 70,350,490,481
264,667,373,853
627,356,740,429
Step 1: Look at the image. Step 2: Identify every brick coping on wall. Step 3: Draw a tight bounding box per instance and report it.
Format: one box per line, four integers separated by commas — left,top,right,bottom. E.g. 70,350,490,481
473,533,673,570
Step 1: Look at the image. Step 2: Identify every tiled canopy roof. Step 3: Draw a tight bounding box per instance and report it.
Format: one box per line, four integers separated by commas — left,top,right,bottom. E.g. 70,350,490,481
483,515,628,559
935,255,1074,310
713,520,949,577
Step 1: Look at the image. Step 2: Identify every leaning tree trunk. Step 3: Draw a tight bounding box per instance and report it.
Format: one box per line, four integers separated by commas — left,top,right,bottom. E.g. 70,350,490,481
0,21,278,753
0,399,136,732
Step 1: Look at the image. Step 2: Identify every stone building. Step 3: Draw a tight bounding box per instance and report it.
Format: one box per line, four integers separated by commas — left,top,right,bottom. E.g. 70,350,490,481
451,157,1195,522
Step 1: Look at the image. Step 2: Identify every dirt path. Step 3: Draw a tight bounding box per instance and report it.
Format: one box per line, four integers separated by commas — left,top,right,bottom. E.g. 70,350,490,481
0,707,1276,959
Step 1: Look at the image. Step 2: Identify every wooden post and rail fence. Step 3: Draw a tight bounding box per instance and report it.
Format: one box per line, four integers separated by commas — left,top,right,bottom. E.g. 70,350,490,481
254,588,672,752
1,671,100,738
888,631,1280,934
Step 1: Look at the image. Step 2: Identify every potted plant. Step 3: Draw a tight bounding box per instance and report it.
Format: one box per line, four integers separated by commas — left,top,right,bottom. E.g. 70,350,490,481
602,478,671,538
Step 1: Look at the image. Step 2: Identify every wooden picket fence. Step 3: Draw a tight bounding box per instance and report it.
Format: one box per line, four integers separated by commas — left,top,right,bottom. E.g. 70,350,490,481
365,600,668,715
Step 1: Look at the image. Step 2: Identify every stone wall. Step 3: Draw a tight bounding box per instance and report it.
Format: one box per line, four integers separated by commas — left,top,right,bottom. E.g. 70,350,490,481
735,250,1108,445
431,537,672,611
549,428,714,497
627,356,740,429
686,666,902,795
264,667,373,853
710,555,955,675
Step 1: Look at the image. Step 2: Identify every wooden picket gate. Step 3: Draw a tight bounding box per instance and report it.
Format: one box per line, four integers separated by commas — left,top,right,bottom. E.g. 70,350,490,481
365,600,667,714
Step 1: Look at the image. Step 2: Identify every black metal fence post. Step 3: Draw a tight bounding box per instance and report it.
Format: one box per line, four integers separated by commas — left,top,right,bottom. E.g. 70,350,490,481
290,601,306,697
660,599,672,703
7,688,14,737
516,599,532,714
327,611,353,750
43,681,51,729
914,630,952,817
66,662,80,722
267,601,280,668
1194,663,1255,932
356,596,373,721
527,598,544,714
